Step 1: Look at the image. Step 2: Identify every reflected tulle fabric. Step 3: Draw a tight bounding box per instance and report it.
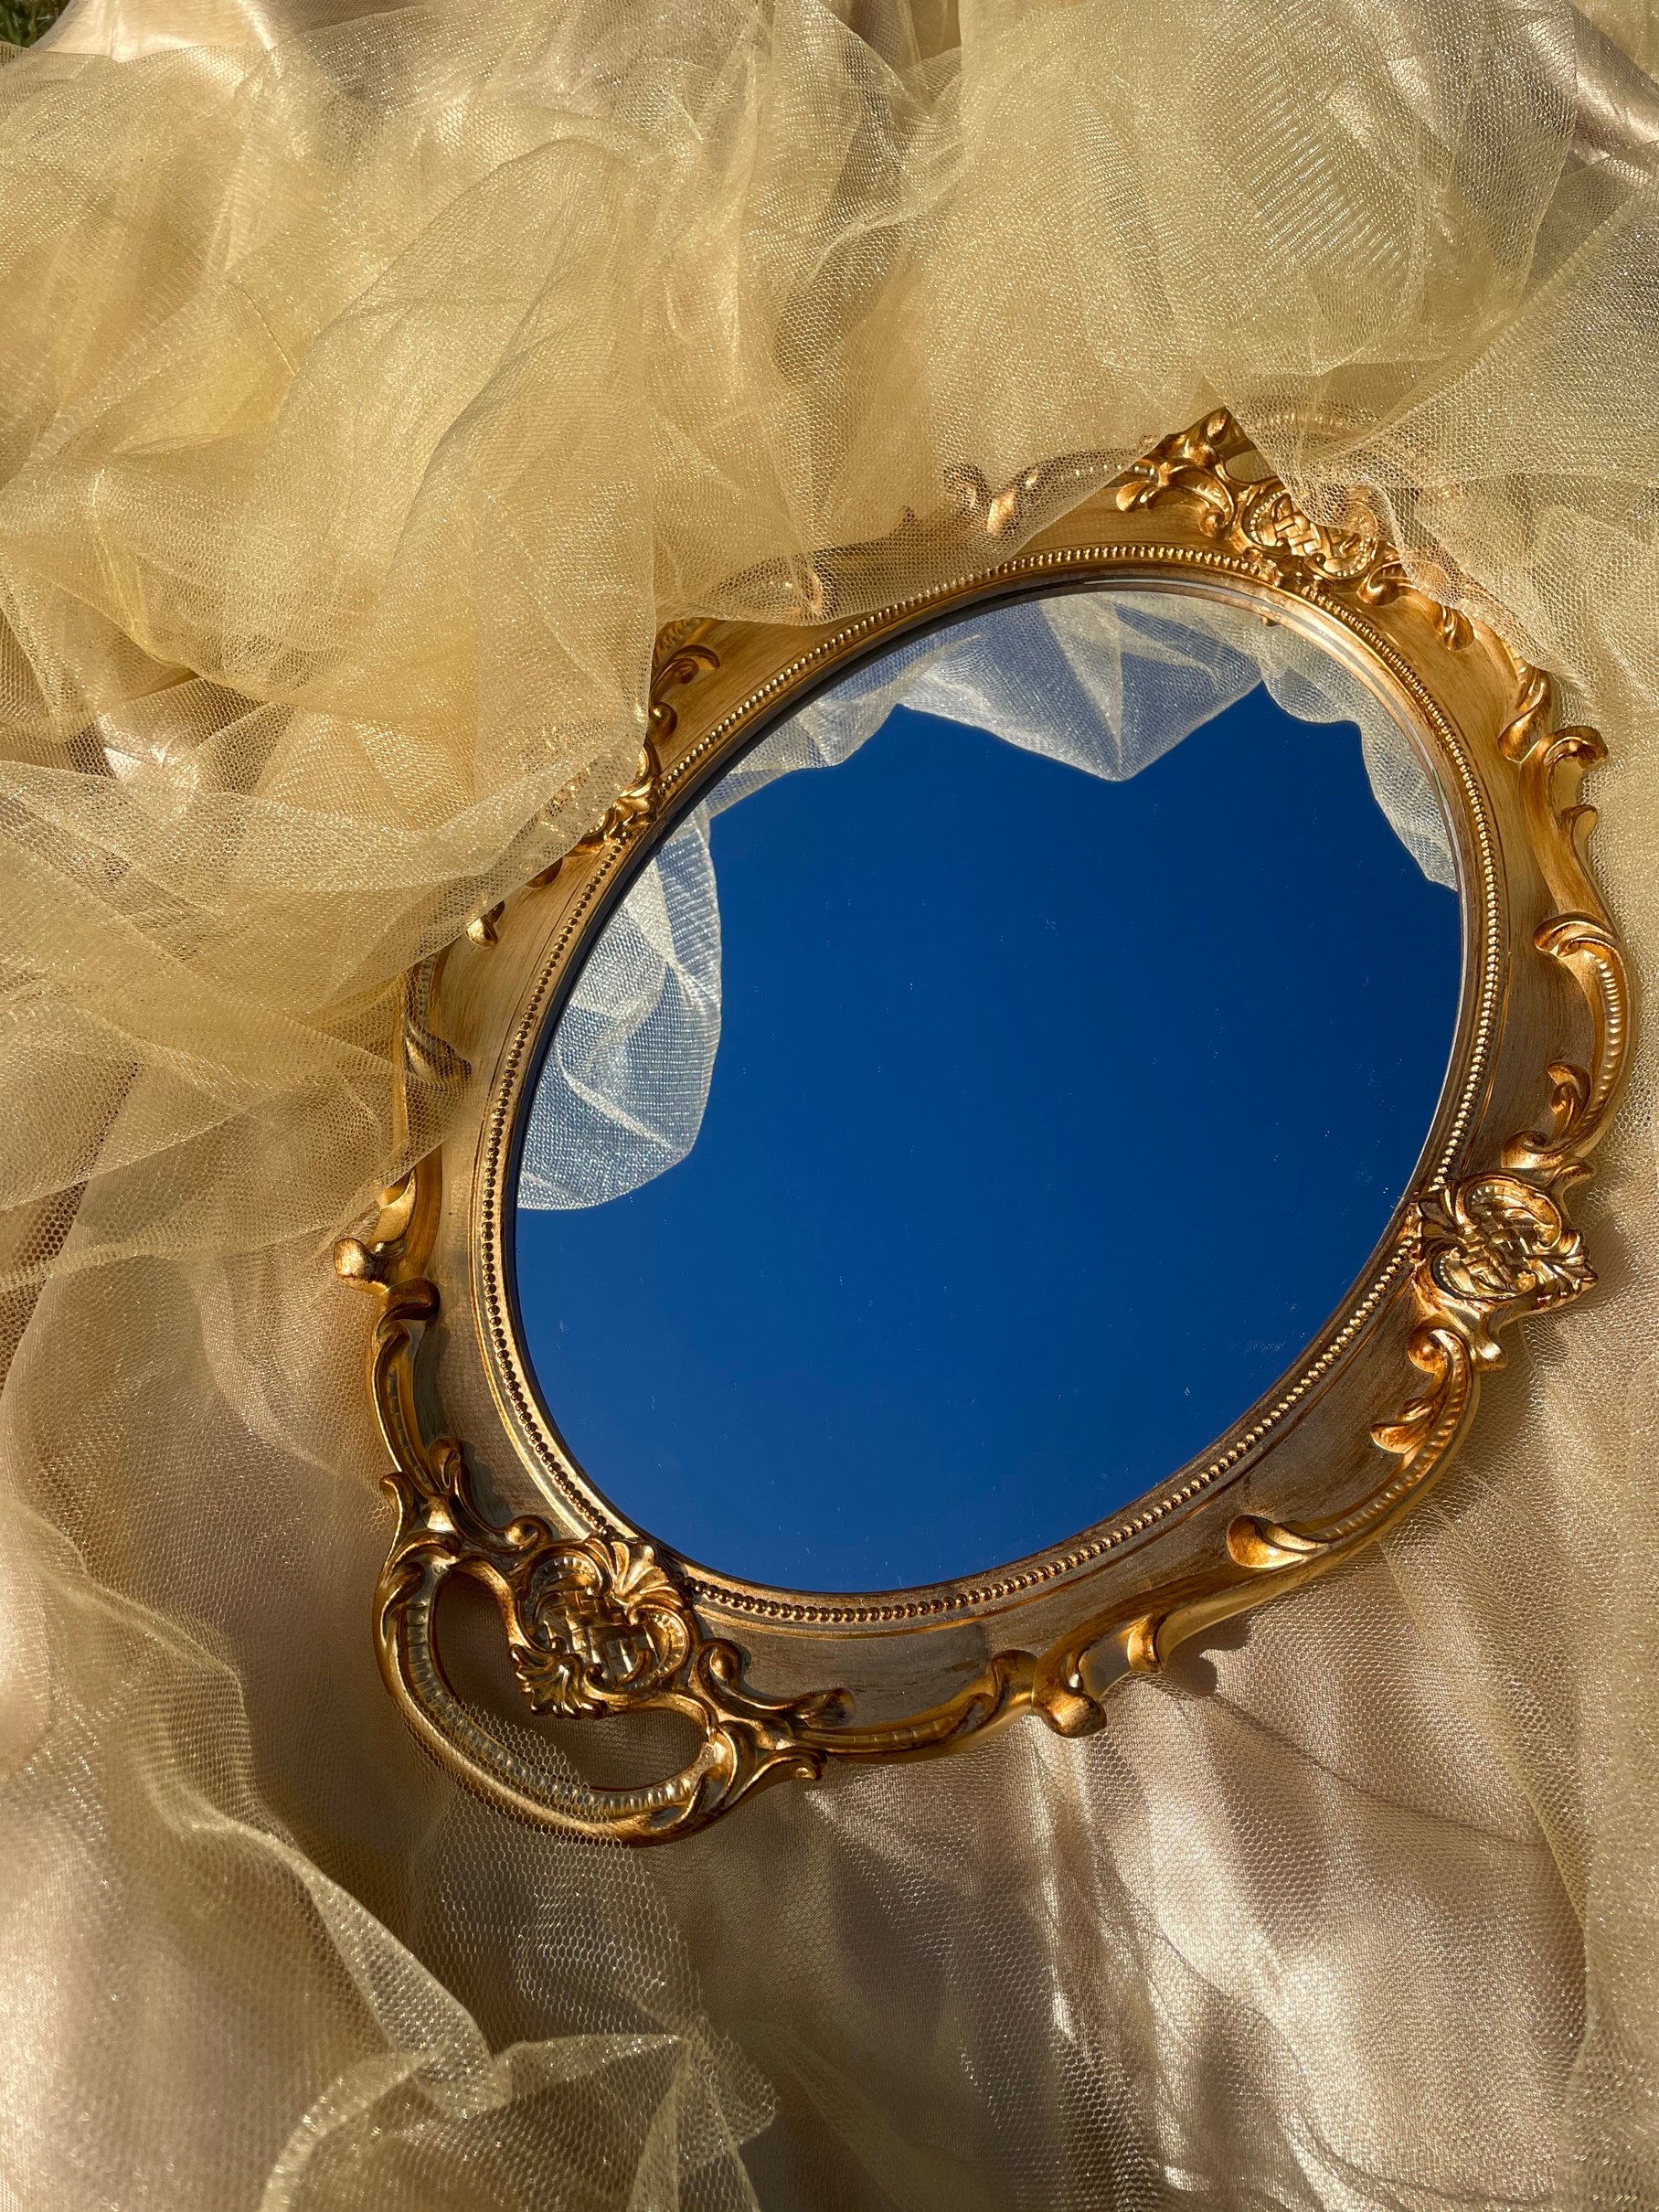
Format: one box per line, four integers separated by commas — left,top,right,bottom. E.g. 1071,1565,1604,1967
519,590,1453,1210
2,1,1658,2205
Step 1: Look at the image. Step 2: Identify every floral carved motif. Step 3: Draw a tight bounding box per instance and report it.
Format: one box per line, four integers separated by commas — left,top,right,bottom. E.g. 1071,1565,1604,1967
344,1260,1097,1839
337,417,1629,1840
505,1535,694,1717
1419,1174,1591,1353
346,1279,853,1841
1116,410,1473,645
1230,655,1626,1575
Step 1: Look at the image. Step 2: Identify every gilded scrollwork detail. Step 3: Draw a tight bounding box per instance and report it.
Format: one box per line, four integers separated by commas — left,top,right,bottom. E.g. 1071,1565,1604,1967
1233,480,1377,583
1115,411,1381,583
338,417,1630,1837
1418,1174,1591,1353
529,639,722,884
1113,412,1247,532
1494,665,1632,1175
543,643,722,880
1504,916,1629,1178
505,1535,694,1717
1115,410,1472,636
1228,655,1622,1580
1226,1168,1594,1572
1228,1323,1478,1571
577,739,660,856
647,640,720,748
341,1243,1110,1838
350,1268,855,1840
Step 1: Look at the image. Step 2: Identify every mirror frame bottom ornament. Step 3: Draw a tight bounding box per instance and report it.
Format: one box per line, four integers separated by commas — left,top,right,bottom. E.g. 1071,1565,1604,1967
335,412,1632,1845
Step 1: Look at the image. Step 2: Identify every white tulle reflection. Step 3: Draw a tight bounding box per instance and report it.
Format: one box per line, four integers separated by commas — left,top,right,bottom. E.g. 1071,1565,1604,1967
520,590,1453,1210
3,0,1658,2205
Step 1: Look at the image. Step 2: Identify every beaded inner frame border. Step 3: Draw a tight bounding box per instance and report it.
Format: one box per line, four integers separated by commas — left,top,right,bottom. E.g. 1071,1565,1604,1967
336,413,1631,1844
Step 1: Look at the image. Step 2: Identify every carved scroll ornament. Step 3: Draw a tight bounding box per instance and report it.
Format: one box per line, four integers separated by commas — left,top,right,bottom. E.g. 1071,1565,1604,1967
337,413,1631,1843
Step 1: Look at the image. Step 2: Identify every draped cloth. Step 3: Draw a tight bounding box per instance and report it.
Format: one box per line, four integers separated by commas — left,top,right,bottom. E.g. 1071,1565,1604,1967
519,590,1457,1211
2,1,1658,2203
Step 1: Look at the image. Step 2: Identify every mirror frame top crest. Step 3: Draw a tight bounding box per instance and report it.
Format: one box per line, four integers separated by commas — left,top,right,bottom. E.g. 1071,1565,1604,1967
336,412,1632,1845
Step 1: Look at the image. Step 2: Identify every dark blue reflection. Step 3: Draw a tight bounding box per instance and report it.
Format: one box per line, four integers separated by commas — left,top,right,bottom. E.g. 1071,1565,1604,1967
514,692,1460,1593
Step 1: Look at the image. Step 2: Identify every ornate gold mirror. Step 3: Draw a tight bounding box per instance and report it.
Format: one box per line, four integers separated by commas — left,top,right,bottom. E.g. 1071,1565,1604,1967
337,413,1630,1844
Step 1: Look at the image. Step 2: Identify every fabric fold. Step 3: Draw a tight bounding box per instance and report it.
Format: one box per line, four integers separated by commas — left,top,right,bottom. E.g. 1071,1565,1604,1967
0,1,1656,2204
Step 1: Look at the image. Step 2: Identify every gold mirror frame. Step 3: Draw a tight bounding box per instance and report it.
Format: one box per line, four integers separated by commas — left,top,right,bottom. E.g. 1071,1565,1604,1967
335,412,1631,1845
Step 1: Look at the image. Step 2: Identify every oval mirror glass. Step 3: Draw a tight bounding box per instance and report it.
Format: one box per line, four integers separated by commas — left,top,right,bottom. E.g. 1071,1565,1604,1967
509,589,1461,1594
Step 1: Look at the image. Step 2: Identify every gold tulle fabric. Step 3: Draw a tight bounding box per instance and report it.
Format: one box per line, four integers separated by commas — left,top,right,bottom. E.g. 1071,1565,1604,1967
3,1,1658,2203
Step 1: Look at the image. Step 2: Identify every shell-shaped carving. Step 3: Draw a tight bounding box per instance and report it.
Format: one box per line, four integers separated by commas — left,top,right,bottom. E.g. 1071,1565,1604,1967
1425,1173,1592,1328
512,1536,694,1717
341,416,1627,1843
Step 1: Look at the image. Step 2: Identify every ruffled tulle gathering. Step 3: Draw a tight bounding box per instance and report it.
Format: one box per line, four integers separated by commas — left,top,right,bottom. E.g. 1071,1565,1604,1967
2,2,1658,2203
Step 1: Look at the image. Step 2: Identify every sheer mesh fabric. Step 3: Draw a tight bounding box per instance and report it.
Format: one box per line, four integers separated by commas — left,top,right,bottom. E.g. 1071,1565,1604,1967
520,590,1454,1210
0,1,1656,2205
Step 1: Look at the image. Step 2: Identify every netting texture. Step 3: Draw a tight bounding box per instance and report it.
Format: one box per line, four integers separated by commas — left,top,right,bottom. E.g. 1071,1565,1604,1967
520,590,1454,1209
1,0,1657,2204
